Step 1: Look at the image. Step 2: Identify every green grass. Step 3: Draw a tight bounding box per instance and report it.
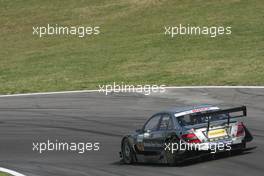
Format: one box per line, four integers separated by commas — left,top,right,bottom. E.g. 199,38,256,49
0,172,11,176
0,0,263,94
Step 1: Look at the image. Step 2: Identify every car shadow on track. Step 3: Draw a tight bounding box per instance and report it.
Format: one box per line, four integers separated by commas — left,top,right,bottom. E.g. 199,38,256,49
177,147,257,167
113,147,257,167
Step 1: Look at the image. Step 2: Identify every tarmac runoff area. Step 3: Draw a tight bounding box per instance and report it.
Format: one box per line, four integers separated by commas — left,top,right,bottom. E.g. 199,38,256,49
0,88,263,176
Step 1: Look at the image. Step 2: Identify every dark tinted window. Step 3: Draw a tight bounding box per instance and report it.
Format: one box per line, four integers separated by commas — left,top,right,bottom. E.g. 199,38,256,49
144,115,161,131
159,114,173,130
177,113,229,126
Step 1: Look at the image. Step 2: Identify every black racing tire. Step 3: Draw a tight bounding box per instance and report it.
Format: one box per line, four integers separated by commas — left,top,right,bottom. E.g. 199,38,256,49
121,138,136,164
232,142,246,155
164,136,183,165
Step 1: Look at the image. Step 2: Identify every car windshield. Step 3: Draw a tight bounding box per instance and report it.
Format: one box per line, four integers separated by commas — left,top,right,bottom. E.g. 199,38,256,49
177,112,229,126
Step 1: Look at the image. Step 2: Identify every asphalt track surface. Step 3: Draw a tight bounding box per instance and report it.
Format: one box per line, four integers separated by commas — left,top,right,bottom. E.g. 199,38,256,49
0,88,263,176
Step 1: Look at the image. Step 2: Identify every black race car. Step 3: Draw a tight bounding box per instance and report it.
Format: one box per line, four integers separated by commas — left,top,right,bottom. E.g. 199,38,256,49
120,105,253,164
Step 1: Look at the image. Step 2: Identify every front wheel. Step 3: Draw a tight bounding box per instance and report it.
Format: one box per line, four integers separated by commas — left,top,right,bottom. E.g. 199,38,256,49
121,138,135,164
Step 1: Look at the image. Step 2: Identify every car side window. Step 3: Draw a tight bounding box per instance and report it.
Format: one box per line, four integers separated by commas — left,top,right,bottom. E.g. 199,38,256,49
144,115,161,132
159,114,173,131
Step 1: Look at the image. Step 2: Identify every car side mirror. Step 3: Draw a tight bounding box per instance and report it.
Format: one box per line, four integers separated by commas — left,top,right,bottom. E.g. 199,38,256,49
143,129,151,138
144,129,151,133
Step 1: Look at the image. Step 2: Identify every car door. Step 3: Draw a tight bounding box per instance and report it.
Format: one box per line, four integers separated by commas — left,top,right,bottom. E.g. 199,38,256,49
157,114,174,152
142,114,162,155
143,113,174,155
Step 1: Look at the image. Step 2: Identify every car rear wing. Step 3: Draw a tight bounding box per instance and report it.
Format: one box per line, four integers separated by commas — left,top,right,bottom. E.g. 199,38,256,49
190,106,247,131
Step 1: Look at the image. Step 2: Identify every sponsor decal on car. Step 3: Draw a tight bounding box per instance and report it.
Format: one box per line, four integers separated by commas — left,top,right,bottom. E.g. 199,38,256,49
208,129,227,138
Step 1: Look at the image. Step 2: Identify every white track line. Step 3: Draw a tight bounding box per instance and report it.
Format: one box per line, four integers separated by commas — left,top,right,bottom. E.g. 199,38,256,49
0,86,263,98
0,167,26,176
0,90,99,98
165,86,264,89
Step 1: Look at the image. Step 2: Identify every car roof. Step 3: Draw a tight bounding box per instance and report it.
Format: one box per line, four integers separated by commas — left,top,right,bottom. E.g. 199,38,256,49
161,104,216,114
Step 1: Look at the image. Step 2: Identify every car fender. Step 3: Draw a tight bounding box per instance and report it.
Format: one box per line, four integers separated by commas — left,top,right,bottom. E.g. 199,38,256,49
121,135,137,153
244,126,253,142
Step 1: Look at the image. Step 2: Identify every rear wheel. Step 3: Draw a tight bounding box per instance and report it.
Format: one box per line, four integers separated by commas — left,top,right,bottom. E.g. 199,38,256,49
164,136,183,165
121,138,135,164
232,142,246,155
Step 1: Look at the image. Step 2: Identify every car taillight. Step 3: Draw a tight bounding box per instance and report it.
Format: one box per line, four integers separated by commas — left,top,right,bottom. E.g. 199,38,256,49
236,122,245,137
181,133,201,143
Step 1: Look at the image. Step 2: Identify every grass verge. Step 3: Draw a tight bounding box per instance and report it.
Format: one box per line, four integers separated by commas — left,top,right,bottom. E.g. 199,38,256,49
0,0,263,94
0,172,11,176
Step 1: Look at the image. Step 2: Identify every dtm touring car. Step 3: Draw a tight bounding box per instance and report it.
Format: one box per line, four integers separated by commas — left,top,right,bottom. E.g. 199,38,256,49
120,105,253,164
